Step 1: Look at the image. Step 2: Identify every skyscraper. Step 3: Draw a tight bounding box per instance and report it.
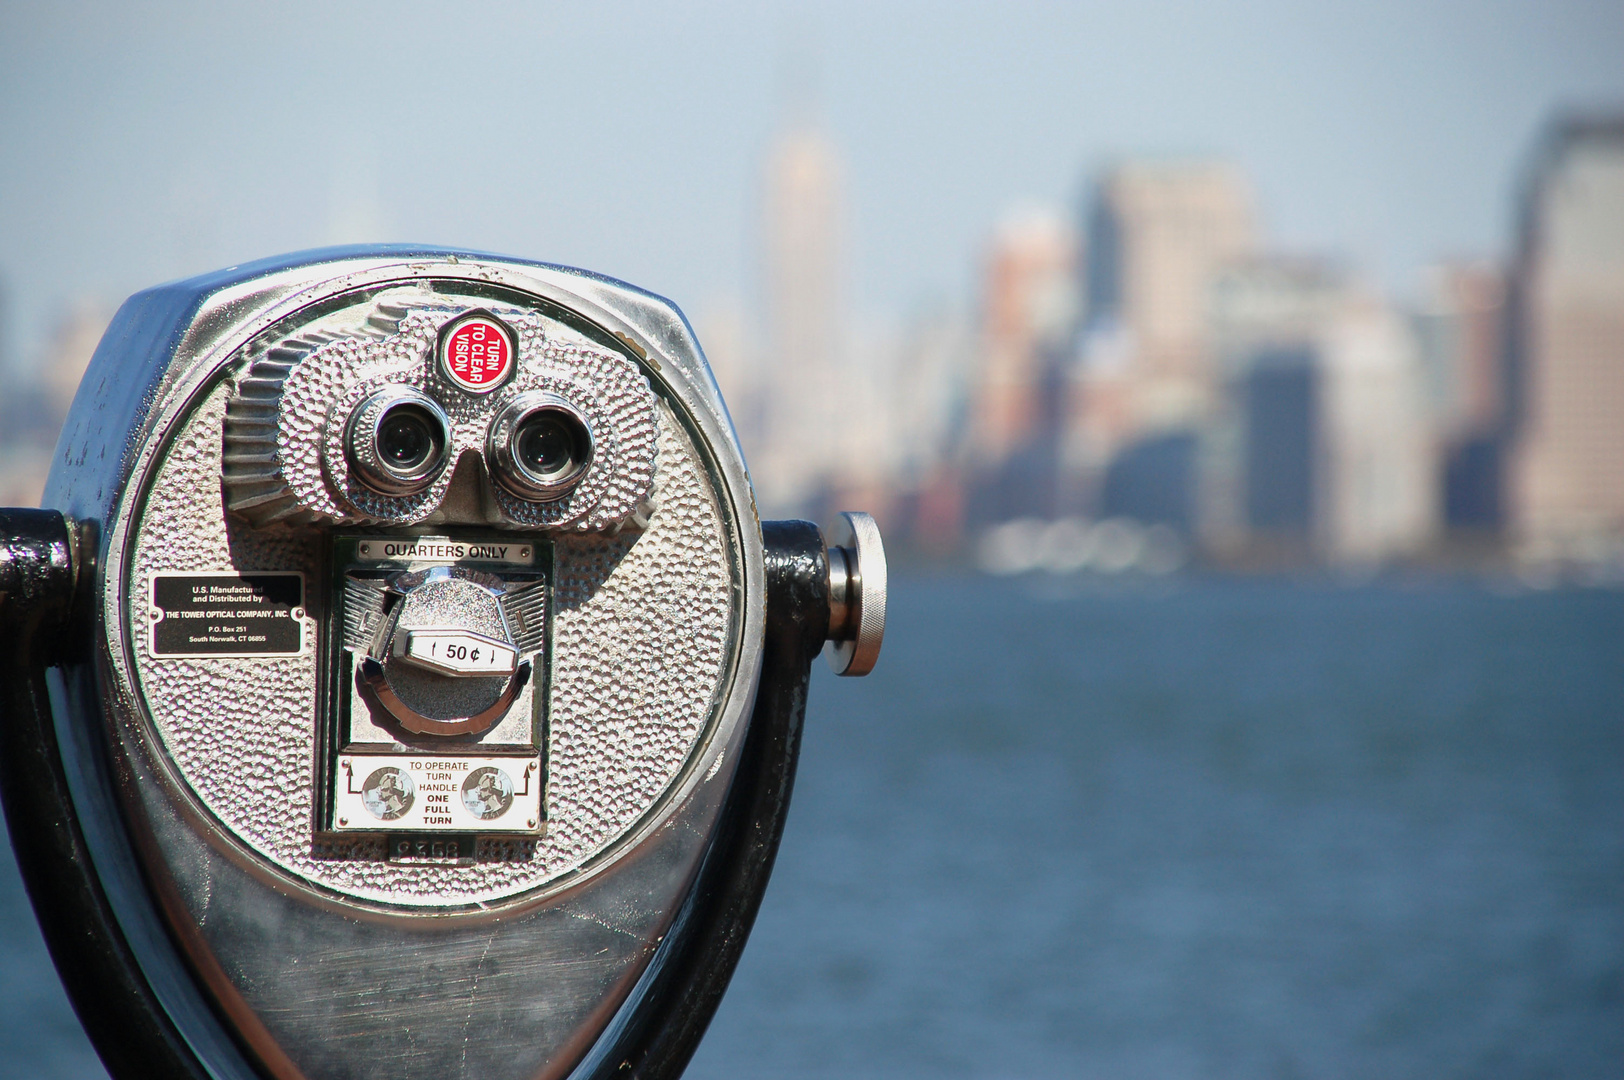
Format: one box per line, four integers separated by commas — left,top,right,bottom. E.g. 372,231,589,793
963,207,1077,523
968,208,1076,465
1414,263,1506,442
1508,115,1624,559
1319,297,1437,562
1203,257,1436,563
1073,160,1257,531
1413,263,1508,532
755,122,847,516
1203,256,1349,556
1081,161,1256,405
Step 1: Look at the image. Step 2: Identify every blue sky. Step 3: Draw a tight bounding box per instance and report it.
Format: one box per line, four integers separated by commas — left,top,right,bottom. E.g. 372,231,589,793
1,0,1620,363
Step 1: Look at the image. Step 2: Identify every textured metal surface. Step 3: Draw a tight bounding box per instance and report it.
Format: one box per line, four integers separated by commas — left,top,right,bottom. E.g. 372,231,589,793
224,292,658,532
118,684,732,1080
501,578,549,656
31,248,770,1080
129,381,734,906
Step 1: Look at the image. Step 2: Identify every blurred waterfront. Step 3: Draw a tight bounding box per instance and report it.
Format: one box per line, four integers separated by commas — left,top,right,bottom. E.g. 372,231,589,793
6,575,1621,1078
3,6,1623,576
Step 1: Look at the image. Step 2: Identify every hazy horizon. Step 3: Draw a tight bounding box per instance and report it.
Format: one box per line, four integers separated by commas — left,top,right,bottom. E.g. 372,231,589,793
2,0,1621,367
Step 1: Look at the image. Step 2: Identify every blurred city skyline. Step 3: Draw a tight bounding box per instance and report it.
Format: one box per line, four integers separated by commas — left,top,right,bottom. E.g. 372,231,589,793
2,2,1622,572
2,1,1622,360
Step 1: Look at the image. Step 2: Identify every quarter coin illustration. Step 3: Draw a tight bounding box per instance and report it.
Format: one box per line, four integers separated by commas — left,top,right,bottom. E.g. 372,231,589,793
461,766,515,820
362,767,415,821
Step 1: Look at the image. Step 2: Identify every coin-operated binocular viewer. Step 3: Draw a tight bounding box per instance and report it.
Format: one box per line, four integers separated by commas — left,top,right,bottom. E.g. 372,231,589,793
0,248,885,1080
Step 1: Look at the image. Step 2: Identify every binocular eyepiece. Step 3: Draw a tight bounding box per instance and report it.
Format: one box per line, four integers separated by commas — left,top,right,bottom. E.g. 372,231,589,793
346,388,452,495
342,384,597,505
0,247,886,1080
487,393,594,501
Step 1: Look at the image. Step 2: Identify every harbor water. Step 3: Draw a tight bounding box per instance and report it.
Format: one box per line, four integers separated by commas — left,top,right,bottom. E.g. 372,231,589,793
5,575,1621,1078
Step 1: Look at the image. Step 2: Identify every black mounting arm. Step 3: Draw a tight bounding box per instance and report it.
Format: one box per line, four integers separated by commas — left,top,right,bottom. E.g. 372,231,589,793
594,518,830,1079
0,509,209,1079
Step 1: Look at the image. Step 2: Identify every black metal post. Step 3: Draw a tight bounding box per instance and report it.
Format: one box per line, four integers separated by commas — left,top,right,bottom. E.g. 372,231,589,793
590,519,830,1079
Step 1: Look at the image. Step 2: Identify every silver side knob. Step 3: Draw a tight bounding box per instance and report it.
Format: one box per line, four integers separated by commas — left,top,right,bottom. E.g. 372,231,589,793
824,511,886,677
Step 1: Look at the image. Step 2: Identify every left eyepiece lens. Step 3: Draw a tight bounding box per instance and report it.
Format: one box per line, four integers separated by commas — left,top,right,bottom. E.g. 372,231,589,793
378,406,438,471
345,389,452,495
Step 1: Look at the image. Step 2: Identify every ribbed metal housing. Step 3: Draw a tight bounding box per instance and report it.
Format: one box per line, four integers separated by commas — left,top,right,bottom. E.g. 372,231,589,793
220,292,658,531
223,298,409,524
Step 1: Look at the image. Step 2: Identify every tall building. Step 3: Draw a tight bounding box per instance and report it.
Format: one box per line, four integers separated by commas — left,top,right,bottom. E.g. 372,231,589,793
967,208,1077,466
1413,263,1506,440
1319,298,1437,562
1203,257,1435,563
1080,162,1256,415
1412,263,1508,531
1508,115,1624,559
1204,256,1350,557
1070,161,1257,530
958,208,1077,525
754,123,848,516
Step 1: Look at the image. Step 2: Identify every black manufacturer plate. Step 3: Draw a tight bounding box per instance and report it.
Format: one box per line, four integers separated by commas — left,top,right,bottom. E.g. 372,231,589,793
149,573,304,657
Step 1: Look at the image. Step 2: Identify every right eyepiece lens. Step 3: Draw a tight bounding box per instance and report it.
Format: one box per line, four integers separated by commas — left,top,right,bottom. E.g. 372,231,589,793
515,411,586,483
489,395,594,502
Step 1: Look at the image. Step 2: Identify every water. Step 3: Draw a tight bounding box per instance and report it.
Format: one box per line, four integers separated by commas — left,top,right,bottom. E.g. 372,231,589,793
4,577,1620,1078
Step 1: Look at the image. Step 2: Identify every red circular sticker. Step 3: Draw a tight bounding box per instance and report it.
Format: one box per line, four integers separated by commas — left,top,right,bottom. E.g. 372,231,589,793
441,316,514,392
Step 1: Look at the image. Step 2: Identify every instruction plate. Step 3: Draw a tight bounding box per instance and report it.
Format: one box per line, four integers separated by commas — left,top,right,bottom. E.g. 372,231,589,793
332,754,543,834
